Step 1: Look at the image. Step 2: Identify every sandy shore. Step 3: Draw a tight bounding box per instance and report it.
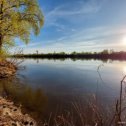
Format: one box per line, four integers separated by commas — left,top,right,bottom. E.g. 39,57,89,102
0,97,37,126
0,60,17,78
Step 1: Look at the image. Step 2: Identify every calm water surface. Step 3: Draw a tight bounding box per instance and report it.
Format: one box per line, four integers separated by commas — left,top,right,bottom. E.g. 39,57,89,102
0,58,126,119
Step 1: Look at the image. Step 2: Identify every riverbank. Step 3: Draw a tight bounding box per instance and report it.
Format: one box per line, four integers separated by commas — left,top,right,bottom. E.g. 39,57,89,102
0,60,17,78
12,51,126,61
0,96,36,126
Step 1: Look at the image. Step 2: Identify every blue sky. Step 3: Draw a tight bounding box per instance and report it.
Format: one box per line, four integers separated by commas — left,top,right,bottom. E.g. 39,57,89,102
15,0,126,53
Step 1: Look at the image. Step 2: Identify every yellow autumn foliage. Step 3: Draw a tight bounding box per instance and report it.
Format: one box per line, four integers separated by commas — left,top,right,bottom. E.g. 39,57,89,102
0,0,44,56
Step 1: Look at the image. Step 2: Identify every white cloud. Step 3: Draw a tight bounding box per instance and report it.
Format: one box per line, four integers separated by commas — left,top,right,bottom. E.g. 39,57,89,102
21,24,126,54
44,25,126,46
44,0,104,27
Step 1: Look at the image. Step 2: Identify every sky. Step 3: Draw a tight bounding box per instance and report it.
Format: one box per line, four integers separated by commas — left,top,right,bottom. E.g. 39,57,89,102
15,0,126,54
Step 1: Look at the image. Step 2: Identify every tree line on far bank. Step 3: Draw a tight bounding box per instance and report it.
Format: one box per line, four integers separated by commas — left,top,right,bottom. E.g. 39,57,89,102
12,49,126,60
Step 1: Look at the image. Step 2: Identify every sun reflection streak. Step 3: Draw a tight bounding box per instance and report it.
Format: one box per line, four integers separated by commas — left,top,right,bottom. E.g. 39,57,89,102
123,66,126,74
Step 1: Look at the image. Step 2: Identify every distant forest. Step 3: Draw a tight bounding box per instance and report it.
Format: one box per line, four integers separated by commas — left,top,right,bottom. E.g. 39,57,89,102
13,49,126,61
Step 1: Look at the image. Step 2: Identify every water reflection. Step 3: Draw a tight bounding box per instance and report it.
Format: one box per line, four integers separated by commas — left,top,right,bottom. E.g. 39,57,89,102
1,58,126,125
0,77,48,115
123,66,126,75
